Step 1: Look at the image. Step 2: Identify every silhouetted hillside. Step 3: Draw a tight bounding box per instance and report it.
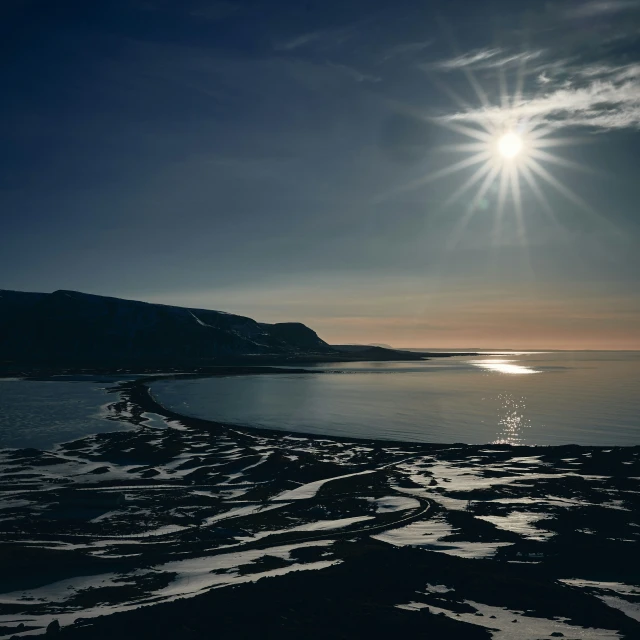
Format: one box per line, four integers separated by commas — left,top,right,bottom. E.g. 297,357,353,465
0,289,332,365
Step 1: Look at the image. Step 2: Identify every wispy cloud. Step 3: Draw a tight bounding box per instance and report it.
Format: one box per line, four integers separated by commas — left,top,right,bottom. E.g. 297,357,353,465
440,62,640,131
327,62,381,83
274,27,353,52
425,47,544,71
427,48,501,70
566,0,640,18
276,32,324,52
382,39,434,61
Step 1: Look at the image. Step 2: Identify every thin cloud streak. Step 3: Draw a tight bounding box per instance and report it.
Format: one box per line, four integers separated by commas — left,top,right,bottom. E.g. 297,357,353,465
274,26,354,52
327,62,381,83
566,0,640,18
383,39,435,60
425,47,544,71
439,62,640,131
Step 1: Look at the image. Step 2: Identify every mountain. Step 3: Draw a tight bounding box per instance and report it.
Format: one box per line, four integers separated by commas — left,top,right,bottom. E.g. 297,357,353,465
333,343,394,351
0,289,333,365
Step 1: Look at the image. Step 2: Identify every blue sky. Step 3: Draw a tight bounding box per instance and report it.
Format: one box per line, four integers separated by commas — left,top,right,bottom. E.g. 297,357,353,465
2,0,640,348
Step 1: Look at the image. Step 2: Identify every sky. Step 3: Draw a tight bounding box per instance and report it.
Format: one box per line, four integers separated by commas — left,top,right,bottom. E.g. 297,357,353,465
2,0,640,349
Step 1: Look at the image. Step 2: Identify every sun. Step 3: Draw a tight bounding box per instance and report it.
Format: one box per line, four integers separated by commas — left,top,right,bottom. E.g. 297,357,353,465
497,131,523,159
380,55,600,251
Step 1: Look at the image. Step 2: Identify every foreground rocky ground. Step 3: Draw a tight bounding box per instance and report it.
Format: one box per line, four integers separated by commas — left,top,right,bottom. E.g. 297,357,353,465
0,376,639,639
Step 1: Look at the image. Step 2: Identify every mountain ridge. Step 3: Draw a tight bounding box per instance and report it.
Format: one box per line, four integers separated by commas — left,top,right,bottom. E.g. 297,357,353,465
0,289,332,365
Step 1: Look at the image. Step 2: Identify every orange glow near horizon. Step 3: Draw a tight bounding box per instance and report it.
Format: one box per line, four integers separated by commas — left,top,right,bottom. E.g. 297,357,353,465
308,317,640,351
141,288,640,352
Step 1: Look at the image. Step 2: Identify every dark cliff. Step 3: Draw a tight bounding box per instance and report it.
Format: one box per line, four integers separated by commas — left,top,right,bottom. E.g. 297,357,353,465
0,289,333,365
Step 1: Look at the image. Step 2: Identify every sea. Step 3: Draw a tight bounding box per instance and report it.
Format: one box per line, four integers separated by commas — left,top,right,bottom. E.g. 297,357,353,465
0,376,133,450
1,352,639,449
149,352,640,447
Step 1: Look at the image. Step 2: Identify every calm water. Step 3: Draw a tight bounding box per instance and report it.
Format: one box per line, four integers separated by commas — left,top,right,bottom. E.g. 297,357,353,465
0,378,128,450
151,352,640,446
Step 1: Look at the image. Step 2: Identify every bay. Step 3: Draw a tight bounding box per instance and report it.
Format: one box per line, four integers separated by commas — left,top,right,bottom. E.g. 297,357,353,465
150,352,640,446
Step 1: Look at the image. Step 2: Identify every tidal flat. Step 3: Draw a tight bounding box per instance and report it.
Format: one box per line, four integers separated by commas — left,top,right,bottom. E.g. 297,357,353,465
0,374,639,639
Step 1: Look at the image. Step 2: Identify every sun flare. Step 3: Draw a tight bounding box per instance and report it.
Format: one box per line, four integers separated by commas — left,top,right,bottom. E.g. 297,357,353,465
497,131,523,159
391,62,601,252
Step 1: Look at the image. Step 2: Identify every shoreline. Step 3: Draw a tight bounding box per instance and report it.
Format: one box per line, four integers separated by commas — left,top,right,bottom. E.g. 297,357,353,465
0,350,477,380
0,371,638,638
119,372,634,452
3,365,639,452
131,371,640,452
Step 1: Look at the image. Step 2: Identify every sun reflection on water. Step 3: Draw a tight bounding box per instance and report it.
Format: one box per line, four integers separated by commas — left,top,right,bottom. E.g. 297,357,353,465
493,393,531,445
471,359,539,375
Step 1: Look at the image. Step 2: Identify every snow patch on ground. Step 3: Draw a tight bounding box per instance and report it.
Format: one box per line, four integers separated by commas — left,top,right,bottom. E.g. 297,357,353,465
367,496,420,513
372,516,511,559
271,469,376,501
402,598,621,639
476,512,555,541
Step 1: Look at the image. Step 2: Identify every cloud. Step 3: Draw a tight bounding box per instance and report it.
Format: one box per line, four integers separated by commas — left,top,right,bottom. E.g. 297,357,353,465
274,26,353,52
427,6,640,132
426,48,500,70
566,0,640,18
327,62,381,83
439,61,640,131
382,39,435,61
276,32,324,51
425,47,545,71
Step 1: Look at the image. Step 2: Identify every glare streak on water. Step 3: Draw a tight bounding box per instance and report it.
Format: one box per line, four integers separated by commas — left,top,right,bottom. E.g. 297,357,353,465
470,359,540,374
150,352,640,447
